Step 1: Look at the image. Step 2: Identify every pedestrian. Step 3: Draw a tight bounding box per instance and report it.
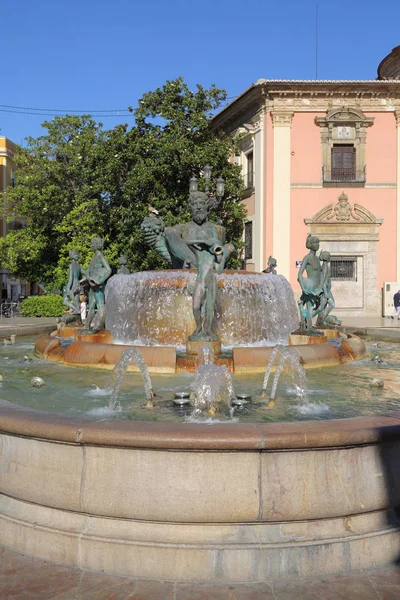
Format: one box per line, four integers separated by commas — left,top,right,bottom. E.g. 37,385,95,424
392,289,400,319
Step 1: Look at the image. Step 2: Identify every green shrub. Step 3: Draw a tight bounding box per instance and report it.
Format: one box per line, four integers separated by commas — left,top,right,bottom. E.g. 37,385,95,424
20,295,65,317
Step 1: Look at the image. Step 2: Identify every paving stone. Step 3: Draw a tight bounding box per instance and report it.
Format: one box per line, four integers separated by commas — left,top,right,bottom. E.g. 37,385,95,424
129,579,175,599
175,582,275,600
2,545,400,600
272,573,380,600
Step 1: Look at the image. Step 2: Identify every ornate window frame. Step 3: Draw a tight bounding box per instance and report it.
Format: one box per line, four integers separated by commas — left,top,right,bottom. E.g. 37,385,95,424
315,107,374,187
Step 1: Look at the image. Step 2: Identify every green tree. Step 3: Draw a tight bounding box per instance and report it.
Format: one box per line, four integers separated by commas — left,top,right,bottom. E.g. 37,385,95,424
0,115,110,289
115,77,245,271
0,79,245,287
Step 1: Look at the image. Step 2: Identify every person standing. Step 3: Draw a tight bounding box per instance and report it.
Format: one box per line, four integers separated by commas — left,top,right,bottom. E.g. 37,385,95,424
392,289,400,319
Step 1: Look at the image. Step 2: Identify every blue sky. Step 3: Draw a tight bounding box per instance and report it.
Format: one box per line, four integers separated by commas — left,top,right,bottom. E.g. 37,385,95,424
2,0,399,144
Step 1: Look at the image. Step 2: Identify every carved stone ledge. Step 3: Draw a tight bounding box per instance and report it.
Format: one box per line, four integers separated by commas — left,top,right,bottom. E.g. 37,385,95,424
271,111,294,127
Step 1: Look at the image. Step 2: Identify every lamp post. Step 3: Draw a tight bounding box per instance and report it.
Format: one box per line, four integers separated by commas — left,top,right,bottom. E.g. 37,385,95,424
188,167,225,205
216,175,225,204
203,164,212,193
189,176,198,193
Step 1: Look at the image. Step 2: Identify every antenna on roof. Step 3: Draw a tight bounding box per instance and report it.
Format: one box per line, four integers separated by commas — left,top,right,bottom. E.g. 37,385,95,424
315,3,319,79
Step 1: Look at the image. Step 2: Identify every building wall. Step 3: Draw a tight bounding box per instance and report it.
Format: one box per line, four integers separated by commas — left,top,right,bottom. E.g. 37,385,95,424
290,112,322,184
365,112,396,183
286,110,397,294
0,137,33,300
264,112,274,264
290,188,396,286
253,105,397,316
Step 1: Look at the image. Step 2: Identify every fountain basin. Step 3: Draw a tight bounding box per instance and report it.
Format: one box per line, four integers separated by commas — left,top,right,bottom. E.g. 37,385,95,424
104,270,299,347
1,398,400,582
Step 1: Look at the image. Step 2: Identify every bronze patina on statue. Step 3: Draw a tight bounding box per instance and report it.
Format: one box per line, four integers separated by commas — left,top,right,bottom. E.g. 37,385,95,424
141,167,235,350
59,249,84,325
297,235,341,334
78,237,112,333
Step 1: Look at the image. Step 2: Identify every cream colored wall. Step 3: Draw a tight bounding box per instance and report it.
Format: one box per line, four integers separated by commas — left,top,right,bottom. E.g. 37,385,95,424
242,194,255,216
272,114,292,279
264,113,274,267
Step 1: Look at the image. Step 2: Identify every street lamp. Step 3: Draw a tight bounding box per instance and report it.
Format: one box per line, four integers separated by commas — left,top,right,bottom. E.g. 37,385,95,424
189,176,198,193
216,175,225,203
203,164,212,192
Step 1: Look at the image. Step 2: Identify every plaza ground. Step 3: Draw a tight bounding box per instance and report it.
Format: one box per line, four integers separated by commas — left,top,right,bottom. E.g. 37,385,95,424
1,316,400,598
1,545,400,599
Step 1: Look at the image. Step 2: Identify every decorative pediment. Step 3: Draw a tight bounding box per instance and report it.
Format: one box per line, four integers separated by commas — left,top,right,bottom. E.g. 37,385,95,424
305,192,383,224
315,107,374,128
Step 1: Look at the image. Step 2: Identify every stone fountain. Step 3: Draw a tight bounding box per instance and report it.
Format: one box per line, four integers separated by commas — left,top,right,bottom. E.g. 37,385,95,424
2,172,400,585
35,177,363,373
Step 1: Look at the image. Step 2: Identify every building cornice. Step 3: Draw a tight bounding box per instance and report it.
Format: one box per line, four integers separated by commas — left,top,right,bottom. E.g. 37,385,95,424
213,80,400,131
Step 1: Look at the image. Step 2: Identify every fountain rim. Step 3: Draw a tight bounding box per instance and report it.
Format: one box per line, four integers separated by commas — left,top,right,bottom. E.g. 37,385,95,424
1,398,399,451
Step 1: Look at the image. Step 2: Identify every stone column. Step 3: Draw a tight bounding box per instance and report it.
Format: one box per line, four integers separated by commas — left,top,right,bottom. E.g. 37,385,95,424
272,112,293,279
253,111,265,272
396,111,400,281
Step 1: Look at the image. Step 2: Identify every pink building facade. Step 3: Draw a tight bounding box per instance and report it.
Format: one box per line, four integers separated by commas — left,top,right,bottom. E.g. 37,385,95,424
213,50,400,317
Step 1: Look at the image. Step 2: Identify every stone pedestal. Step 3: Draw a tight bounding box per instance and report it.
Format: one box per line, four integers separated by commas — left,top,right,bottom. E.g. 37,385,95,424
76,330,113,344
186,339,221,356
290,334,327,345
58,325,113,345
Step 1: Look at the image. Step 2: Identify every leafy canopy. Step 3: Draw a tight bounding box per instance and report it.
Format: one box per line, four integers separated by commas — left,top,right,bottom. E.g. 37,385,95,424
0,78,245,289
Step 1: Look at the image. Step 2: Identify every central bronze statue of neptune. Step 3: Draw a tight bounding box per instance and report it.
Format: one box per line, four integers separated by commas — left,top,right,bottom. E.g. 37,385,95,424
141,188,234,342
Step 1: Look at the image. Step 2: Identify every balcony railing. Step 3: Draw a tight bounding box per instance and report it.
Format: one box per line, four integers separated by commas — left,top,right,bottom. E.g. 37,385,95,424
323,166,366,183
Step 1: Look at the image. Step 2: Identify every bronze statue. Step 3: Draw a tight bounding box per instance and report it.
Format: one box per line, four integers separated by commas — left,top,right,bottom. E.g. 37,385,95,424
297,235,324,333
63,249,82,314
263,256,278,275
79,237,112,333
117,256,130,275
141,176,234,342
316,251,341,327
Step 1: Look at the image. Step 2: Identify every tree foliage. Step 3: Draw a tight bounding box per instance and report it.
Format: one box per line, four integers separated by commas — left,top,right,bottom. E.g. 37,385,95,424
0,78,245,288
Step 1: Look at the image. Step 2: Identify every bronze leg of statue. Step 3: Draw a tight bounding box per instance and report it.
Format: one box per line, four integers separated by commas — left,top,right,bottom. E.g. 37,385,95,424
204,274,218,340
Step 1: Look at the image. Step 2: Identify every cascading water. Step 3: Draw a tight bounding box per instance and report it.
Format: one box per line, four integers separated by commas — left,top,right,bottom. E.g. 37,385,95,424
105,271,299,347
262,345,309,404
109,347,154,411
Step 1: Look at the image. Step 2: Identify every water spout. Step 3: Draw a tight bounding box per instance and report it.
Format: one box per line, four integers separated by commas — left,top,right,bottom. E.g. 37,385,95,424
195,344,215,370
190,364,236,418
261,345,308,406
109,348,155,411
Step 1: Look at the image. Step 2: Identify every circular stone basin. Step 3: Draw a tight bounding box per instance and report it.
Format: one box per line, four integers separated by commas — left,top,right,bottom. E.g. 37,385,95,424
35,329,366,374
1,398,400,583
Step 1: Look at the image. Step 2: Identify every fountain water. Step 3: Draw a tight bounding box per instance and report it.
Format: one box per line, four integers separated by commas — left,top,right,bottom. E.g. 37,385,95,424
261,344,309,407
190,363,236,418
108,347,154,411
194,344,215,369
105,271,299,347
1,171,390,586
